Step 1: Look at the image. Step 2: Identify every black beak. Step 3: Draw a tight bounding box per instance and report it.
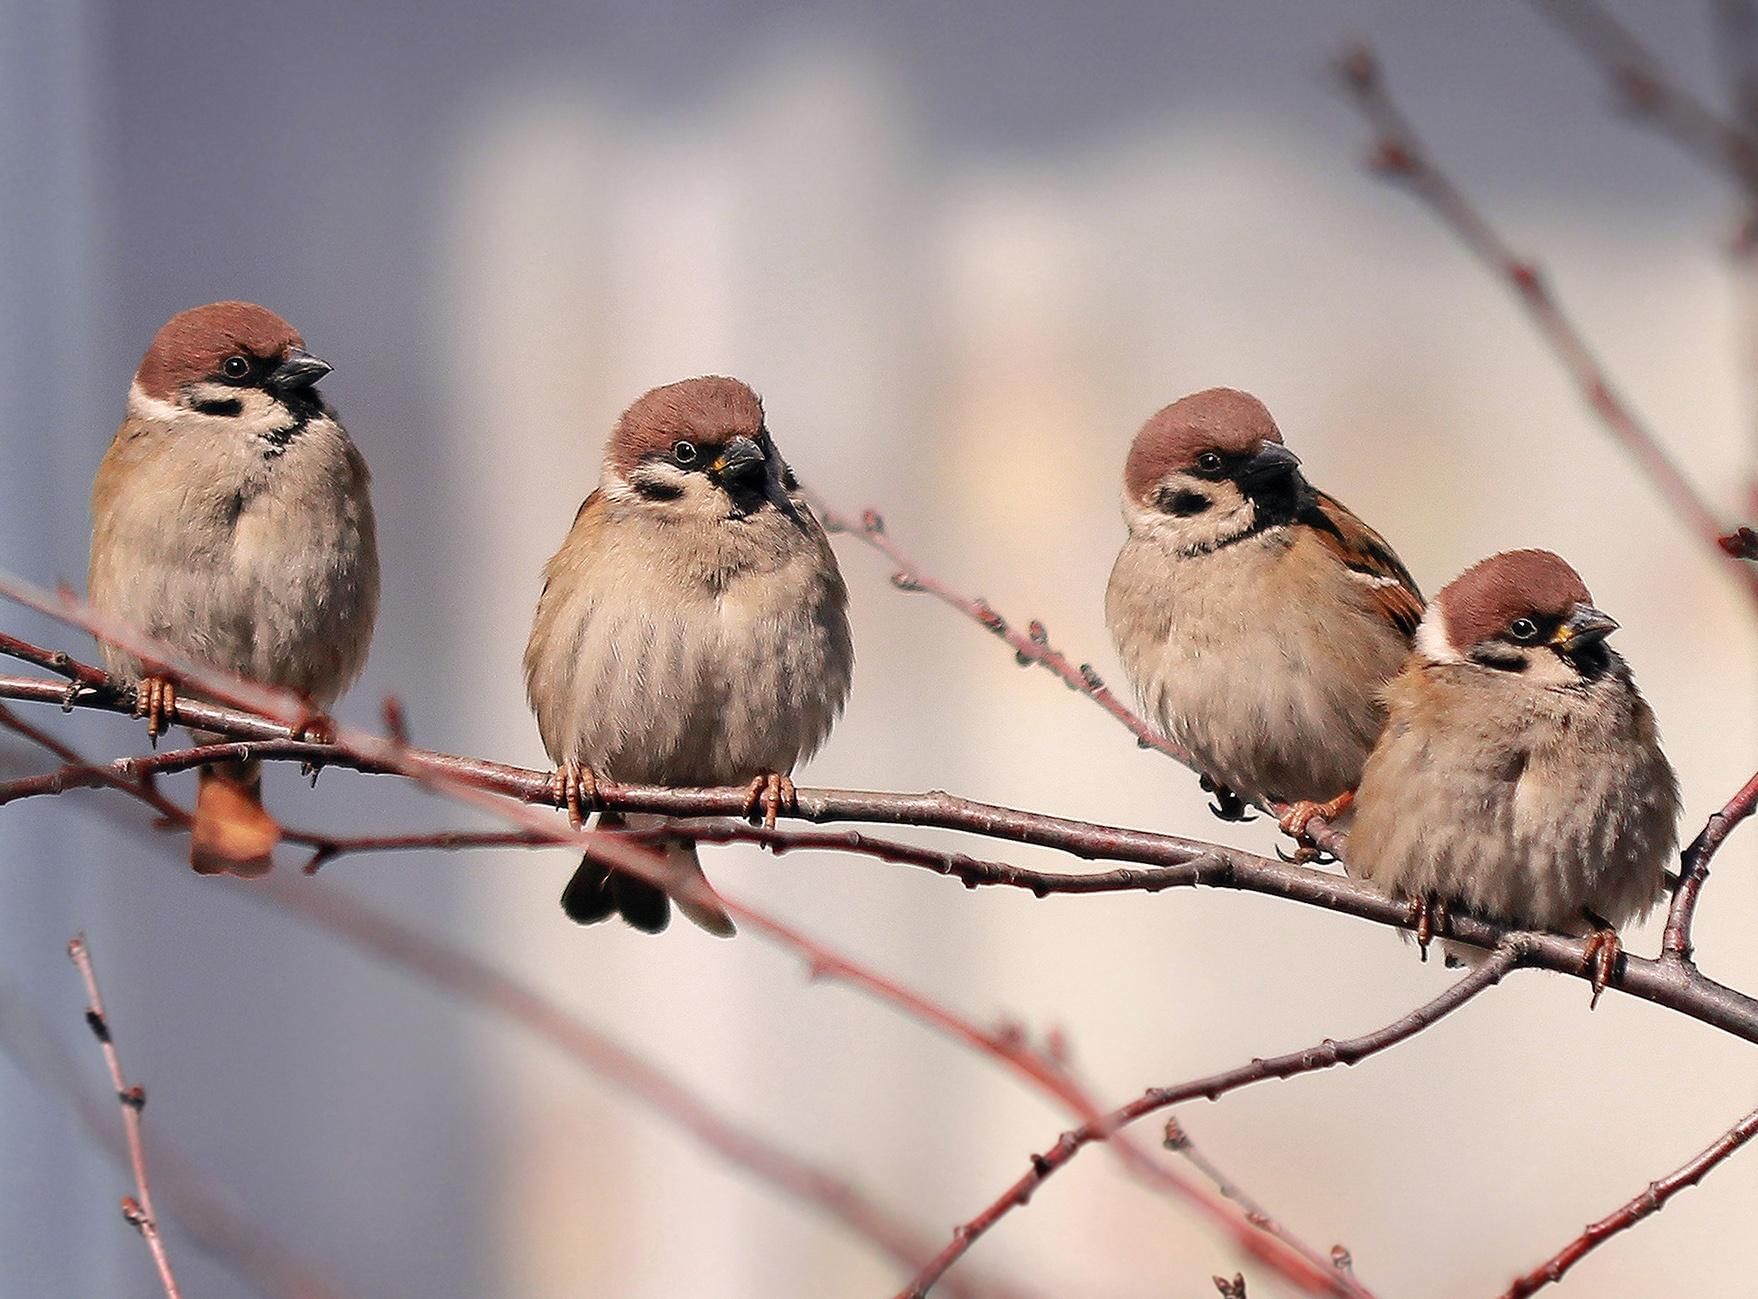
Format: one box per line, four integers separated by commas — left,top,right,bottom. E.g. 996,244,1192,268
1238,441,1302,483
1553,602,1619,649
710,436,767,491
268,348,332,393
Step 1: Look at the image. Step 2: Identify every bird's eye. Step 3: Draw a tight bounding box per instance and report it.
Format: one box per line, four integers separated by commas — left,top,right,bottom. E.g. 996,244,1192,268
1508,617,1539,642
1195,451,1224,474
672,440,698,466
221,355,250,380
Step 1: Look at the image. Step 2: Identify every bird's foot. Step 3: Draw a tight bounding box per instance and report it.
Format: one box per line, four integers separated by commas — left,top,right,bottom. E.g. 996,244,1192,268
1278,789,1354,841
1200,775,1254,823
133,676,177,747
742,772,797,830
1405,894,1452,962
293,705,335,784
551,760,599,830
1581,916,1623,1010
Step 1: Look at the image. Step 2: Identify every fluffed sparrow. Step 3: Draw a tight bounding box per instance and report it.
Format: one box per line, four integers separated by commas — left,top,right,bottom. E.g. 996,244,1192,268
1105,387,1422,828
1348,549,1679,991
89,302,379,876
524,376,853,935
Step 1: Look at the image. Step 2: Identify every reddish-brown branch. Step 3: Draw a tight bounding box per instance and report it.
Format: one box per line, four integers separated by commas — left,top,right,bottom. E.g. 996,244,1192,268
67,934,182,1299
1662,768,1758,961
1164,1115,1349,1287
254,877,1020,1299
812,501,1190,765
1338,44,1758,606
3,660,1757,1042
1500,1100,1758,1297
0,598,1341,1295
899,946,1523,1297
813,504,1349,856
1531,0,1758,192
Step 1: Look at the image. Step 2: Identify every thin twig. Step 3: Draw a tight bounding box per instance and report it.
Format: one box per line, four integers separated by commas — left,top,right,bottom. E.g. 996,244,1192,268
812,505,1348,856
1500,1100,1758,1297
1337,43,1758,606
255,877,1019,1299
67,934,182,1299
0,973,351,1299
1165,1115,1346,1287
1662,768,1758,962
1531,0,1758,192
899,947,1523,1297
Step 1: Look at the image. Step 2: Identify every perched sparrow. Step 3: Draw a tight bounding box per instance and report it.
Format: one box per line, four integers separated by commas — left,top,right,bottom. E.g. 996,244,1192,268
89,302,379,876
1105,388,1422,828
1348,550,1679,991
524,376,853,935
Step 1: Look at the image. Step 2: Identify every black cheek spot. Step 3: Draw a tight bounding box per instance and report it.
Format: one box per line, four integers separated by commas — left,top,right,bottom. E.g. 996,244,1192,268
1469,646,1529,673
633,478,685,502
1155,487,1211,517
193,398,243,417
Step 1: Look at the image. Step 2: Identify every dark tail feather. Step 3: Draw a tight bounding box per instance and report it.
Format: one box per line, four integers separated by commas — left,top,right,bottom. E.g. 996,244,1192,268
559,857,618,925
557,811,734,936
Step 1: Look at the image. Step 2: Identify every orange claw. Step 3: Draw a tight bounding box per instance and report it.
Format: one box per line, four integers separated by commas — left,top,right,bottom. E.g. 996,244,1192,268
552,760,599,830
1405,894,1451,962
1277,788,1355,843
134,676,178,747
1582,926,1623,1009
743,772,798,830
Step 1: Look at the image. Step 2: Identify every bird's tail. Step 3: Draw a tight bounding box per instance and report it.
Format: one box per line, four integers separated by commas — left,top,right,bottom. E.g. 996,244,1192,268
560,812,735,937
190,759,280,878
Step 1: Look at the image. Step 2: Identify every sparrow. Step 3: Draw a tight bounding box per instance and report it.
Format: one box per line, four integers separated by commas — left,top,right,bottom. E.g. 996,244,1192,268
89,302,380,876
523,376,853,935
1347,549,1679,994
1104,387,1423,832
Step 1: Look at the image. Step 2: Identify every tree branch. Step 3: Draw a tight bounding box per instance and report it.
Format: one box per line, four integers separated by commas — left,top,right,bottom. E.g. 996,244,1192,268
1662,768,1758,962
67,934,182,1299
1337,43,1758,606
900,946,1522,1296
1500,1099,1758,1296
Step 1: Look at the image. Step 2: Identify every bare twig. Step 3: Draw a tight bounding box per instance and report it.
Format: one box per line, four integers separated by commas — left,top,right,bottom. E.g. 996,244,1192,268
1531,0,1758,191
255,877,1018,1299
67,934,182,1299
813,504,1349,856
1337,43,1758,605
1500,1100,1758,1297
900,947,1522,1296
812,500,1190,764
1165,1116,1345,1286
1662,768,1758,962
0,974,351,1299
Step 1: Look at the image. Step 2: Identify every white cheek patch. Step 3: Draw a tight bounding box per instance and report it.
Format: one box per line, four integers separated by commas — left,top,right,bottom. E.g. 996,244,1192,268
1414,598,1462,664
128,380,298,441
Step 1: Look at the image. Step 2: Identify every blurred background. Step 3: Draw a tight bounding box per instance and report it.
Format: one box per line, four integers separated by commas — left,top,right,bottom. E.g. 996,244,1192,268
2,1,1756,1295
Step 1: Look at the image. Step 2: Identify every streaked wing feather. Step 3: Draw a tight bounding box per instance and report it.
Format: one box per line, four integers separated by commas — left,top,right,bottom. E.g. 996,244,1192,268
1305,490,1424,639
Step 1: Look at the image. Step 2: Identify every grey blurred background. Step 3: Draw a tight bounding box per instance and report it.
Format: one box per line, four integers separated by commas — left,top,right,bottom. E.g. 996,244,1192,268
2,1,1756,1295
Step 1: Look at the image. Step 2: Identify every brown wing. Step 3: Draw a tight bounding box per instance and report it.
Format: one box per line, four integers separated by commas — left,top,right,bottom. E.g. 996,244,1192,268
1302,490,1424,640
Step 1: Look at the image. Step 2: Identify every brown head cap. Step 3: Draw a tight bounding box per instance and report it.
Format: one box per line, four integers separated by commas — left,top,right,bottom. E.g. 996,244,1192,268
1123,387,1283,501
134,302,304,399
606,376,765,474
1439,549,1594,648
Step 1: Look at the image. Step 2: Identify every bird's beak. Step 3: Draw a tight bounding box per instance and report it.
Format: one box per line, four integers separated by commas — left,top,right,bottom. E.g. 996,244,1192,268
709,436,767,490
1552,602,1619,647
1238,441,1302,483
268,348,333,393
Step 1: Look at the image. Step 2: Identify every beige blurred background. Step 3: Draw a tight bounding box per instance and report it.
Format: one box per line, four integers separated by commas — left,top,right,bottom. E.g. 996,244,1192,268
2,2,1756,1296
